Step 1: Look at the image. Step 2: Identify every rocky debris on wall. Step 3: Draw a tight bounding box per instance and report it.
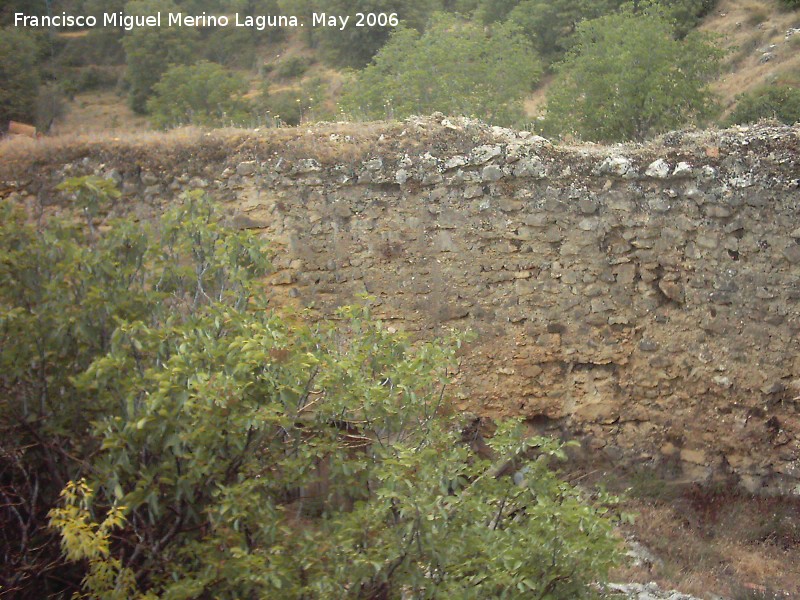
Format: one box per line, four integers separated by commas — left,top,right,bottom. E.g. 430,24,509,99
3,115,800,495
602,582,705,600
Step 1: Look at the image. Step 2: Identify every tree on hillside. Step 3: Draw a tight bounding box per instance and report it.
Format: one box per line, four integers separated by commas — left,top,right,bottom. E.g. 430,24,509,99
0,0,48,26
506,0,623,65
655,0,718,37
255,77,327,126
122,0,199,113
498,0,717,68
473,0,712,67
280,0,439,68
474,0,522,23
147,61,251,128
341,14,541,126
0,28,40,129
442,0,482,14
543,8,723,142
83,0,126,17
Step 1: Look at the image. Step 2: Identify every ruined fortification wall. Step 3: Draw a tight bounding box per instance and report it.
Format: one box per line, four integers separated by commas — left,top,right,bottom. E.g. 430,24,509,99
3,117,800,493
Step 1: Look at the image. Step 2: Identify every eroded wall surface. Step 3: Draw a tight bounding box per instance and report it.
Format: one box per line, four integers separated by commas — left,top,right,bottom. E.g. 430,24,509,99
4,117,800,493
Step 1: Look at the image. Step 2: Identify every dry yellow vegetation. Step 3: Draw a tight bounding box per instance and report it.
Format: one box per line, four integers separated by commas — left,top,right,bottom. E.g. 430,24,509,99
701,0,800,119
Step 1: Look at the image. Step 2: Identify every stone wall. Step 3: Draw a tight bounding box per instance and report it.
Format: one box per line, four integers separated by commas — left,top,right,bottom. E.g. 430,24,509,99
3,116,800,493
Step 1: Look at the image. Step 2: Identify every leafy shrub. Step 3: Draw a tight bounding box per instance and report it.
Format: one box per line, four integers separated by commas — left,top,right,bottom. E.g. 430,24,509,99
2,179,622,598
543,8,723,142
1,181,269,597
50,302,622,598
727,85,800,125
54,29,125,68
203,27,258,68
257,77,325,126
123,0,198,113
146,61,252,128
260,91,304,125
475,0,523,23
496,0,711,66
34,82,67,132
310,0,433,68
0,27,39,128
59,66,121,96
341,14,541,127
506,0,624,65
275,55,312,79
656,0,718,37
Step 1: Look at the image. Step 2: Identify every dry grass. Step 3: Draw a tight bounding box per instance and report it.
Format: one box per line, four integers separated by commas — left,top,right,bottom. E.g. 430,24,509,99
0,126,212,171
724,29,771,72
702,0,800,118
254,31,346,122
523,74,553,119
50,90,151,136
0,117,497,182
30,2,800,146
610,485,800,598
744,3,771,26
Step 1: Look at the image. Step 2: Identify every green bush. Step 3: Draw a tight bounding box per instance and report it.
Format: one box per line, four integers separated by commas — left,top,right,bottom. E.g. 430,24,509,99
506,0,624,65
475,0,523,23
54,30,125,68
257,77,325,126
59,66,121,96
489,0,711,67
2,179,622,599
656,0,718,38
727,85,800,125
34,82,67,132
50,302,622,598
293,0,435,68
0,27,39,128
204,27,258,68
543,8,723,142
146,61,252,128
0,181,270,597
275,55,312,79
258,89,304,125
341,14,541,127
123,0,199,113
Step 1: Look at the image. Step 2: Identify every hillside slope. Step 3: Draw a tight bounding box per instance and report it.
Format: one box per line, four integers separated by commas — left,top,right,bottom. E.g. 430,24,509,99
701,0,800,119
42,1,800,136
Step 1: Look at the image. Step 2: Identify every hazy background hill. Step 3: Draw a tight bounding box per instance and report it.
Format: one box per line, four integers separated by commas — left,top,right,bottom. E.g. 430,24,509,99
1,0,799,141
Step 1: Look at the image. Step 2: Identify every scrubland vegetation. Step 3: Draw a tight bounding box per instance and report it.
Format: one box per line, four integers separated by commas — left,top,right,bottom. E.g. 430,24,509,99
1,0,799,141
